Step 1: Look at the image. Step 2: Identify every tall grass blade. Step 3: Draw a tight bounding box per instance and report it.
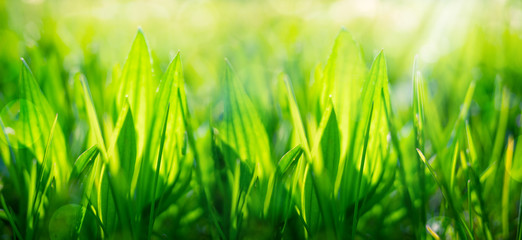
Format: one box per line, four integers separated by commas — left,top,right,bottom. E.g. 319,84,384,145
19,59,69,193
220,59,273,178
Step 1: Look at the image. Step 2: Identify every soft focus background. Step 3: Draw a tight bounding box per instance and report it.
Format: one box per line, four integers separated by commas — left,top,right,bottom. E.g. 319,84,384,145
1,0,522,239
2,0,522,111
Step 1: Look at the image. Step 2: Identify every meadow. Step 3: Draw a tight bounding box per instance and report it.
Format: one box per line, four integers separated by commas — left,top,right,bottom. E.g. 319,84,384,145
0,0,521,239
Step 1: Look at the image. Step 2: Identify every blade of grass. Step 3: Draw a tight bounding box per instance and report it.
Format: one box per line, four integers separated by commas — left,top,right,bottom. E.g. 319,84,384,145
502,136,514,238
381,77,420,239
468,179,473,232
70,145,100,237
220,59,273,178
412,58,427,239
30,114,58,233
517,188,522,240
116,28,155,160
352,103,374,239
19,59,69,193
79,73,109,231
147,103,170,240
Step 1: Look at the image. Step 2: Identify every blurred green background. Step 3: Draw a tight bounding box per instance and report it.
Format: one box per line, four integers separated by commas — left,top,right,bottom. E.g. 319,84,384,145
2,0,522,112
2,0,521,160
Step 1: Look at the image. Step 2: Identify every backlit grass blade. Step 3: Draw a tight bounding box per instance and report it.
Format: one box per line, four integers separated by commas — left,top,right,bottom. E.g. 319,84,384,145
511,135,522,182
78,73,109,232
307,98,341,237
320,29,367,160
502,136,514,238
311,98,340,178
412,58,427,238
465,122,478,167
339,50,386,211
19,59,69,193
116,28,156,160
107,100,136,188
31,114,58,217
491,87,510,164
220,59,273,178
146,53,183,162
70,145,99,182
282,74,314,232
264,145,303,218
278,145,303,175
141,52,186,196
79,74,108,159
69,145,100,237
148,103,170,240
352,103,374,239
282,74,311,158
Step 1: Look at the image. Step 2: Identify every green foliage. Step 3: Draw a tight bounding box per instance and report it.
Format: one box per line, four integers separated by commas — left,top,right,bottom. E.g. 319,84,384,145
0,1,521,239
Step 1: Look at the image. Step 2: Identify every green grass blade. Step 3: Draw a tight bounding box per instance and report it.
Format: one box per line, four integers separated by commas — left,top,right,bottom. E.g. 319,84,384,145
107,100,137,188
517,188,522,240
502,136,514,238
70,145,99,182
282,74,311,158
467,179,473,233
19,59,69,193
148,103,170,240
311,98,340,179
70,145,100,237
491,87,510,164
79,74,108,160
277,145,303,175
320,29,367,160
116,28,155,159
30,114,58,225
220,59,273,178
351,103,374,239
412,58,427,238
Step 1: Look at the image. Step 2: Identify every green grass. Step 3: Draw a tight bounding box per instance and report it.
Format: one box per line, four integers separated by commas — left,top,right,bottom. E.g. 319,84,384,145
0,0,522,239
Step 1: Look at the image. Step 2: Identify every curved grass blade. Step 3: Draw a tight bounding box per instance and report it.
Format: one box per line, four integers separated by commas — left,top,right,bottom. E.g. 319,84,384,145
69,145,100,237
70,145,99,182
278,145,303,176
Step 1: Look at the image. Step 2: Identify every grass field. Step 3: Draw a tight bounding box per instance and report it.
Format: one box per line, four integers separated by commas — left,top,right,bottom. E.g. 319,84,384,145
0,0,521,239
